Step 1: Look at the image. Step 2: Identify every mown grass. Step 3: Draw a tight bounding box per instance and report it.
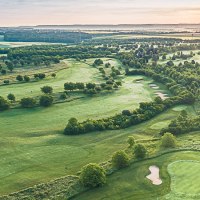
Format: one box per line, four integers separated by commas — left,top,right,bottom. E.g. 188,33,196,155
0,57,181,194
73,151,200,200
0,57,196,196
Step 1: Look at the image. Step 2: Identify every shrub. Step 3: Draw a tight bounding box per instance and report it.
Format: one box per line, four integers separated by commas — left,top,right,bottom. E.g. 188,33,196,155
80,163,106,188
3,80,9,85
41,86,53,94
24,75,30,82
0,96,10,111
161,132,176,148
64,118,84,135
39,95,53,107
127,136,135,148
134,144,147,159
60,93,67,100
16,75,23,82
112,150,130,169
20,97,36,108
51,73,56,78
122,110,131,116
38,73,46,79
7,93,15,102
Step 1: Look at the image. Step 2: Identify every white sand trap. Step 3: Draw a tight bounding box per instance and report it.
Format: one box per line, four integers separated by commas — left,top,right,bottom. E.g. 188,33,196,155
146,166,162,185
149,84,159,89
155,92,168,100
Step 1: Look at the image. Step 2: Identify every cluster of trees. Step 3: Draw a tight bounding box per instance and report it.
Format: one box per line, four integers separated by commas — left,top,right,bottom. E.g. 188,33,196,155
171,51,194,60
5,45,117,68
4,30,92,43
64,80,121,95
64,95,188,135
0,96,10,111
160,111,200,135
80,142,147,189
119,42,200,99
20,95,53,108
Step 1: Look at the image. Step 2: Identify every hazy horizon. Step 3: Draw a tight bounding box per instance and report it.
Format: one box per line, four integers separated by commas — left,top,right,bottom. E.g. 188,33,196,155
1,0,200,26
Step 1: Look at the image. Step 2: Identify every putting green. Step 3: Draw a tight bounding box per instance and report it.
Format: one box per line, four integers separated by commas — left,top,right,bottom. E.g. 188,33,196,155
165,160,200,199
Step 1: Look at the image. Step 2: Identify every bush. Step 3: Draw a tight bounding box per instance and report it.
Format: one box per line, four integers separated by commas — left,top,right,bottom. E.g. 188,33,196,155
122,110,131,116
127,136,135,148
39,95,53,107
112,150,130,169
0,96,10,111
24,75,30,82
3,80,9,84
161,132,176,148
64,118,84,135
60,93,67,100
80,163,106,188
134,144,147,159
20,97,36,108
7,93,15,102
41,86,53,94
16,75,23,82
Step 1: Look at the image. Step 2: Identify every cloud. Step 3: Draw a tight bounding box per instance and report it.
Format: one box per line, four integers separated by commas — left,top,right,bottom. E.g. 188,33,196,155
0,0,200,26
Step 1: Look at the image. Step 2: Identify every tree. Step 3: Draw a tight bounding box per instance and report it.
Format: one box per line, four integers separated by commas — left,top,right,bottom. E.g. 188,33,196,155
80,163,106,188
0,96,10,111
7,62,14,72
86,83,96,90
60,93,67,100
41,86,53,94
1,69,6,75
24,75,30,82
20,97,36,108
7,93,15,102
38,73,46,79
161,132,176,148
16,75,23,82
39,95,53,107
127,136,135,148
3,80,9,85
93,59,103,66
134,144,147,159
122,110,131,116
64,82,75,91
76,82,85,90
112,150,130,169
51,73,56,78
64,117,84,135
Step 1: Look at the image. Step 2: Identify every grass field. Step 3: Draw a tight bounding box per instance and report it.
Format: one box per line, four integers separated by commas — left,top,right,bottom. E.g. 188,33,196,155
0,59,100,99
165,160,200,199
0,57,177,195
94,33,200,40
0,53,198,198
73,151,200,200
0,40,53,48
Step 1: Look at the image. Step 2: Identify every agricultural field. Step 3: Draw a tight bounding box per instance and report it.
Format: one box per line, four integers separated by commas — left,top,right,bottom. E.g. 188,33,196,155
0,33,199,200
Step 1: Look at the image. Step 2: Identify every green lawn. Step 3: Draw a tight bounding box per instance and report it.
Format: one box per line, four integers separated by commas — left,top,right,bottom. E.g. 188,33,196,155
73,151,200,200
0,57,195,196
164,160,200,199
0,58,179,195
0,59,100,100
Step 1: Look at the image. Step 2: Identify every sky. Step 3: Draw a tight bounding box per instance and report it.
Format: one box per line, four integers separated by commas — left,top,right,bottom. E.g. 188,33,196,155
0,0,200,26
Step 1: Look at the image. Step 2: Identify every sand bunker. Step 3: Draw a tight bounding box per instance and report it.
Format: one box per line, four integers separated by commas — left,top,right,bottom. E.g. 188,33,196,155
146,166,162,185
149,83,159,89
155,92,168,100
135,78,144,83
